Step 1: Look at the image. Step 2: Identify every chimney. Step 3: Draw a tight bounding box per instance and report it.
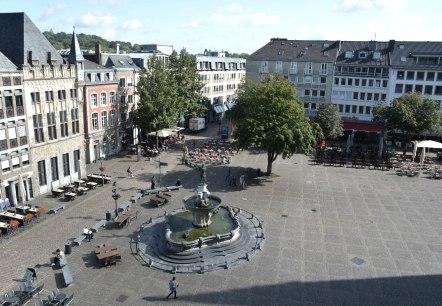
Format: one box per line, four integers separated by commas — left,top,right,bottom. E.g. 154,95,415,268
116,43,120,54
95,43,102,64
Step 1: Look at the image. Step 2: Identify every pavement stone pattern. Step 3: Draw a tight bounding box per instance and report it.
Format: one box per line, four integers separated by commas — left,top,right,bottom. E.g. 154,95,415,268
0,124,442,305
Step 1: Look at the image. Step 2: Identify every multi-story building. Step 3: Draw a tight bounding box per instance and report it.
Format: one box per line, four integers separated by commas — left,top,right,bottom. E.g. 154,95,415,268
247,38,338,117
85,47,140,148
196,50,246,122
66,32,120,163
0,51,31,206
248,38,442,133
0,12,86,198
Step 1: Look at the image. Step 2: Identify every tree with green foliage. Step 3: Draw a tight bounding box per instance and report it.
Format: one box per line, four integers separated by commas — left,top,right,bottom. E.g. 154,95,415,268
314,102,343,140
168,49,206,122
133,56,177,145
310,122,324,145
226,52,249,59
372,92,441,141
231,74,315,175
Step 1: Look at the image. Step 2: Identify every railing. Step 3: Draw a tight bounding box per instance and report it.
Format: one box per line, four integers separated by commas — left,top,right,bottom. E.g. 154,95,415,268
16,106,24,116
6,107,14,118
0,139,7,150
10,138,18,148
20,136,27,146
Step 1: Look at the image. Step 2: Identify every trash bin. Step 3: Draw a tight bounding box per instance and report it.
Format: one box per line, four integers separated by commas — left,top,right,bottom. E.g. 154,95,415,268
65,242,72,255
106,211,112,221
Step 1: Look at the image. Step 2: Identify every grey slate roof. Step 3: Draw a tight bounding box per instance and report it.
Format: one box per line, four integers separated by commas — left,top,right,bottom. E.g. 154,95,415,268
103,54,140,71
248,38,339,62
67,30,85,64
0,12,63,68
84,59,113,72
390,41,442,70
0,51,18,71
335,40,393,66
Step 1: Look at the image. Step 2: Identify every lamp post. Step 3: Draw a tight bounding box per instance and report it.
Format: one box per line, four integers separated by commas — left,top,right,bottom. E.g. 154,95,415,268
112,182,120,218
99,158,105,186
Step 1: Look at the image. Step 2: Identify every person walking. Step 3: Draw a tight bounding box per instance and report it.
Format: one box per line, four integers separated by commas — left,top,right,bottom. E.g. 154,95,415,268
127,166,134,178
166,276,178,299
151,176,156,190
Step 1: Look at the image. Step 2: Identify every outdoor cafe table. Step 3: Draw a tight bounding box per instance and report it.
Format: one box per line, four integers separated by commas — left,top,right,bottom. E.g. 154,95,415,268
86,182,97,189
28,207,39,214
95,249,120,266
74,180,85,187
0,221,10,229
15,205,31,214
95,245,118,254
0,211,25,221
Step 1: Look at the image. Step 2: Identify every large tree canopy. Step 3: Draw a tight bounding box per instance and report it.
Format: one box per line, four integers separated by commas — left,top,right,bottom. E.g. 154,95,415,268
231,74,315,175
314,102,343,140
133,49,206,142
372,92,441,140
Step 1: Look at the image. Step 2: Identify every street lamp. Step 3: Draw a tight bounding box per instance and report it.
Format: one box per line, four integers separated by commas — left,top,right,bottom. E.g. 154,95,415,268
111,182,120,218
99,158,105,186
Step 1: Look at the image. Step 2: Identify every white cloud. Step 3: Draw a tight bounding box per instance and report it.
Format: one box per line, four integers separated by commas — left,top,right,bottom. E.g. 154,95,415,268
97,28,117,40
122,19,141,29
180,20,201,28
250,13,281,26
334,0,407,12
43,4,66,17
79,13,117,27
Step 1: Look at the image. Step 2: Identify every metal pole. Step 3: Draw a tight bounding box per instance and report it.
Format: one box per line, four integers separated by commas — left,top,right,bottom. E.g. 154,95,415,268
112,182,118,217
159,156,161,188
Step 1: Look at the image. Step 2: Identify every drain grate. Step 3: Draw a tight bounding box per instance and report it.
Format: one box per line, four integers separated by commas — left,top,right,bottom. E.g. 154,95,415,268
281,214,288,218
116,294,128,303
351,257,365,266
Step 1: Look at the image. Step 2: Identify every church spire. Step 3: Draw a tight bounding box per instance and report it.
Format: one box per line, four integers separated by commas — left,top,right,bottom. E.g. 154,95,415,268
68,26,85,64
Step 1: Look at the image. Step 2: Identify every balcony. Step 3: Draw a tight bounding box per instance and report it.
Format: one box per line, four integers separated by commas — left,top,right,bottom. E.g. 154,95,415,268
20,136,27,146
17,106,24,116
10,138,18,148
0,139,7,151
6,107,14,118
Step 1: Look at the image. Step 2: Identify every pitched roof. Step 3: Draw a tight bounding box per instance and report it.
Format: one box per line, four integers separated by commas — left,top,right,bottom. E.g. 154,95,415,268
0,12,63,68
103,54,140,70
67,29,85,64
390,41,442,69
0,51,18,71
248,38,339,62
335,40,392,66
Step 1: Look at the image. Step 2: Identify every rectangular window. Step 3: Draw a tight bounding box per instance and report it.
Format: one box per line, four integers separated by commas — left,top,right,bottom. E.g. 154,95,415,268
92,113,99,130
320,63,328,75
304,62,312,74
345,105,350,113
415,85,423,92
109,92,116,104
365,106,371,115
381,94,387,100
348,78,353,86
31,92,41,103
382,80,388,87
59,110,68,137
424,85,433,95
33,114,44,143
427,72,435,81
435,86,442,95
353,92,358,100
127,77,133,86
289,62,297,74
338,104,344,112
274,61,283,73
57,90,66,101
361,79,367,87
437,72,442,81
119,78,126,87
406,71,415,80
358,106,364,114
320,77,326,84
367,93,372,100
62,153,70,176
395,84,403,94
91,94,98,107
360,92,365,100
352,105,357,113
340,78,346,85
397,71,405,80
51,156,59,181
100,92,107,105
405,84,413,93
355,79,360,86
127,95,134,103
416,72,425,80
38,160,47,186
311,103,317,110
47,112,57,140
374,93,379,101
304,89,311,96
45,91,54,102
70,89,77,99
260,61,268,73
334,78,339,85
101,111,108,129
73,150,80,172
71,108,79,134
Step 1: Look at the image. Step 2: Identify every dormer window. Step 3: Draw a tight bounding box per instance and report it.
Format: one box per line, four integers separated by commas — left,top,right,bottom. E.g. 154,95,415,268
373,51,381,60
344,51,353,59
359,52,367,59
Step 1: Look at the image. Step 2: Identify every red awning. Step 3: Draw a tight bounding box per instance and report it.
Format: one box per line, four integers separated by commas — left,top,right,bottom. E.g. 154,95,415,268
343,122,384,132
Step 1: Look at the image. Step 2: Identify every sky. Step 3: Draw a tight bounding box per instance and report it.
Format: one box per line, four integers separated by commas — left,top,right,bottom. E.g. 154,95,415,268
1,0,442,55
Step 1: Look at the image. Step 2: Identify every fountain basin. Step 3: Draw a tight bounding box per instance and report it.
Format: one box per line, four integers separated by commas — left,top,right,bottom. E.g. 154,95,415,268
165,206,240,252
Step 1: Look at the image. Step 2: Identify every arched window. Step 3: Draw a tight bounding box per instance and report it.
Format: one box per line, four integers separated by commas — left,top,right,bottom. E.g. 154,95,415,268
100,92,107,105
101,111,108,128
92,113,99,130
109,92,116,105
91,93,98,107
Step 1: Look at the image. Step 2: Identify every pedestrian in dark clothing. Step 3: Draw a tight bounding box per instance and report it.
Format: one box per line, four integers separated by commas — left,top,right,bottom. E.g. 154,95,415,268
151,176,156,190
192,140,196,149
166,277,178,299
175,179,181,186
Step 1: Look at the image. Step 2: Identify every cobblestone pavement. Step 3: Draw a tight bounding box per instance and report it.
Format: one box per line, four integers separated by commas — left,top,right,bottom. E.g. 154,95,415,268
1,125,442,305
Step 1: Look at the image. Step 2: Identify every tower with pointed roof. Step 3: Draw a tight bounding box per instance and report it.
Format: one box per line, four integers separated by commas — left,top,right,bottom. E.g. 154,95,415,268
67,27,85,83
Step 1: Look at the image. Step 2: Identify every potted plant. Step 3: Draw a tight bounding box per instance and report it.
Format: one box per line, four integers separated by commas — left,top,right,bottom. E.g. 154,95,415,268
112,193,121,200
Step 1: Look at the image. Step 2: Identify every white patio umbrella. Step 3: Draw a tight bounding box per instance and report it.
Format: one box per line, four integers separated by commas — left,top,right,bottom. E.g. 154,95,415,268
350,130,355,147
412,141,418,161
17,174,26,205
346,135,351,154
420,147,426,166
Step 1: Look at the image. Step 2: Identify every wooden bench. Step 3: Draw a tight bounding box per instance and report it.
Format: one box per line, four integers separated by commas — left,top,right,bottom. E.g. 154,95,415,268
157,193,172,202
150,195,167,207
130,193,143,203
166,185,183,192
73,234,87,246
117,201,132,213
64,192,77,201
49,203,66,214
61,265,73,287
91,219,107,233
